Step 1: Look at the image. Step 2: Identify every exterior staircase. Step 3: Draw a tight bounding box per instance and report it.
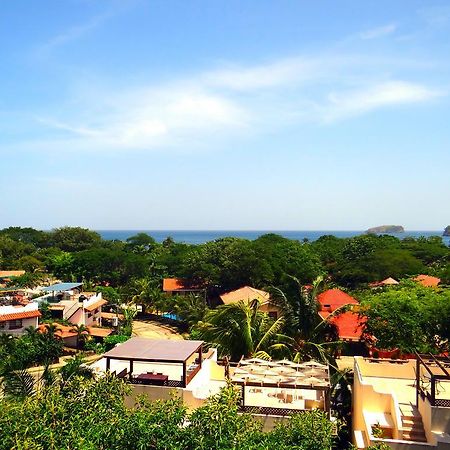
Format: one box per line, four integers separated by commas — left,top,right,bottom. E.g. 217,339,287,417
399,404,427,443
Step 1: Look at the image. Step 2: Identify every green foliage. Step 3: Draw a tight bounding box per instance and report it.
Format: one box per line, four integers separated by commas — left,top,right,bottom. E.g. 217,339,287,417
0,326,64,374
361,282,450,353
49,226,102,252
95,285,121,305
103,334,130,350
6,272,44,288
0,378,337,450
171,293,208,328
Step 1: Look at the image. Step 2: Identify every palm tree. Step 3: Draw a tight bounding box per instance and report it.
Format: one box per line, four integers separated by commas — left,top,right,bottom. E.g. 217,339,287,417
270,275,345,364
120,303,138,336
196,299,285,361
129,278,156,313
59,354,94,385
70,324,90,349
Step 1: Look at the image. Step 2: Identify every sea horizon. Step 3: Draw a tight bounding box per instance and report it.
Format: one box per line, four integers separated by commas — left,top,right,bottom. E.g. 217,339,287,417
97,229,450,246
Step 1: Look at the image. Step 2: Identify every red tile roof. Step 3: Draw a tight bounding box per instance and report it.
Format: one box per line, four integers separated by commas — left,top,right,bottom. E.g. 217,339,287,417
414,275,441,287
317,289,358,312
0,310,41,322
162,278,203,292
319,311,365,341
220,286,270,305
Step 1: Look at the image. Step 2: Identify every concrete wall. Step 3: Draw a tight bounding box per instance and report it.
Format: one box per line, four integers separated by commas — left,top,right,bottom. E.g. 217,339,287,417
353,357,400,448
67,306,83,324
357,358,416,379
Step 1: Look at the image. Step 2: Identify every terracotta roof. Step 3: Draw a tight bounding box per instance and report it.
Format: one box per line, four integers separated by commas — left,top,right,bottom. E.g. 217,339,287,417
87,326,113,338
100,312,124,320
319,311,365,341
414,275,441,287
84,299,108,312
0,310,41,322
48,304,66,310
0,270,26,278
162,278,204,292
220,286,270,305
38,324,77,339
317,289,358,312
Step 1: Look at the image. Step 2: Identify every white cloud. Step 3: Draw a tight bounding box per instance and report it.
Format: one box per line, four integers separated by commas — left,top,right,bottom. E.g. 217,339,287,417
31,87,248,152
359,23,397,40
204,57,316,90
322,81,441,122
14,49,445,154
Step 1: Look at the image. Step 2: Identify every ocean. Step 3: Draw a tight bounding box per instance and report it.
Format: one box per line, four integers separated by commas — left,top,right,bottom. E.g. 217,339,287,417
97,230,450,246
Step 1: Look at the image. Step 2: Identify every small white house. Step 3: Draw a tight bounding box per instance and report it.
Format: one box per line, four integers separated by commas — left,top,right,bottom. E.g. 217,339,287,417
0,302,41,336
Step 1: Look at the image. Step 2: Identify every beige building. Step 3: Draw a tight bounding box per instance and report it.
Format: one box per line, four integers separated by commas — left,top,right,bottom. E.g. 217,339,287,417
353,356,450,449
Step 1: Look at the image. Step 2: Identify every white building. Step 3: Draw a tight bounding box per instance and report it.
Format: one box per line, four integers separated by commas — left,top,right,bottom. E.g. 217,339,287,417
0,302,41,336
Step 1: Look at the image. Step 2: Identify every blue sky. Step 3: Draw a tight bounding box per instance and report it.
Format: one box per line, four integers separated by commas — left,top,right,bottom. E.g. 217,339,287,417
1,0,449,230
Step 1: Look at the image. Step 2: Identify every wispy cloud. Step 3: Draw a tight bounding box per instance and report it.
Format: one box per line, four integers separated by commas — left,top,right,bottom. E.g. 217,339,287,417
31,86,248,152
322,81,442,122
203,57,317,91
12,46,446,154
35,12,112,57
359,23,397,40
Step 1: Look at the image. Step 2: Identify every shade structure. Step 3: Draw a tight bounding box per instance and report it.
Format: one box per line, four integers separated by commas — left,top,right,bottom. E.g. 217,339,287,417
299,361,328,369
233,357,330,389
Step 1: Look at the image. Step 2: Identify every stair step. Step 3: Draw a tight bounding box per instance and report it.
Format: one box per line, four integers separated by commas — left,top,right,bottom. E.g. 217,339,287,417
402,418,422,426
402,432,427,442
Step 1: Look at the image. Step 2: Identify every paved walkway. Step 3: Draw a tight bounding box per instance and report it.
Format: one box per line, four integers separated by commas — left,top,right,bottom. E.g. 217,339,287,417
132,320,184,340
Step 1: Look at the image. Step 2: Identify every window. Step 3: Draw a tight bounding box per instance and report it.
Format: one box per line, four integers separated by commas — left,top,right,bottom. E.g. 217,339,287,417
0,322,5,330
9,319,23,330
268,311,278,320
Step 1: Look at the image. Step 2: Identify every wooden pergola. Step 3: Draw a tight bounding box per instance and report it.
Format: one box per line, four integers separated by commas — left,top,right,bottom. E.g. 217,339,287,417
416,352,450,408
104,337,203,388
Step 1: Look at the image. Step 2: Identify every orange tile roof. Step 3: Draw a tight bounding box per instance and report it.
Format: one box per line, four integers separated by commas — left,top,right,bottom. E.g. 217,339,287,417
87,326,113,338
414,274,441,287
100,312,124,320
220,286,270,305
38,324,77,339
0,270,26,278
84,299,108,312
317,289,358,312
319,311,365,341
0,310,41,322
162,278,203,292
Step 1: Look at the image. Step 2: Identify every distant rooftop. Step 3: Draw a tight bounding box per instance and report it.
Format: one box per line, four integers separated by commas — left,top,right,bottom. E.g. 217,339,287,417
220,286,270,305
162,278,203,292
41,282,83,292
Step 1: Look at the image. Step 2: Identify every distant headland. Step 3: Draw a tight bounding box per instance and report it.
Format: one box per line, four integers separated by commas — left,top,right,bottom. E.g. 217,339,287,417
444,226,450,236
366,225,405,234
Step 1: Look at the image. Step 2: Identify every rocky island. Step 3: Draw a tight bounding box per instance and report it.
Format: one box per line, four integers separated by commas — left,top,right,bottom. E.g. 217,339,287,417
366,225,405,234
444,226,450,236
